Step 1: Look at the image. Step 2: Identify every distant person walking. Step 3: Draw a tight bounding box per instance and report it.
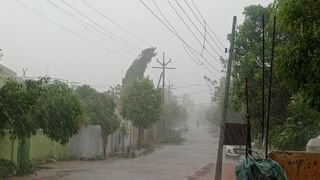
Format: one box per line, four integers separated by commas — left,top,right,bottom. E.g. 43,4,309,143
196,120,200,131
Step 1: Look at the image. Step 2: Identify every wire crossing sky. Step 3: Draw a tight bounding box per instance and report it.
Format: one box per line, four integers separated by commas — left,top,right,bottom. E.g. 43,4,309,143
0,0,271,104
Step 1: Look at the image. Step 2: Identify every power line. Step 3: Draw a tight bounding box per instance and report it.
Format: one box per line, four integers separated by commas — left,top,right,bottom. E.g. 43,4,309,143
151,0,220,76
194,102,212,105
59,0,140,50
184,0,225,54
45,0,136,54
175,84,206,89
150,0,178,34
189,0,225,48
188,45,221,75
15,0,121,55
15,0,80,33
183,44,220,76
138,0,222,75
166,0,221,65
183,44,202,65
184,44,223,81
174,0,225,56
166,0,202,45
188,89,212,95
185,44,222,75
81,0,150,47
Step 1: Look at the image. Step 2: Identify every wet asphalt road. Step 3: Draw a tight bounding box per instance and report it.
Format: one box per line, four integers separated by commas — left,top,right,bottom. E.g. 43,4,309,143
22,126,237,180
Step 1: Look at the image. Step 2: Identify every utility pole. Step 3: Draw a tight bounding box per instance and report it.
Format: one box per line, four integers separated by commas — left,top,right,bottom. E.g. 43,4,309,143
262,14,266,144
157,72,163,89
152,52,176,104
153,52,175,134
214,16,237,180
167,80,176,102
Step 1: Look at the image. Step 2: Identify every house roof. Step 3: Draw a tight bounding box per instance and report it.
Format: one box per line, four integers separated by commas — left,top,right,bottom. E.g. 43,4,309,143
0,64,17,77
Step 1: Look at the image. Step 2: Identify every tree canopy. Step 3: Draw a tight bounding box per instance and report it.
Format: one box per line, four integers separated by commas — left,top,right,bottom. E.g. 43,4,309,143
230,0,320,150
75,85,120,156
122,47,156,88
120,78,161,129
0,78,82,144
34,80,82,144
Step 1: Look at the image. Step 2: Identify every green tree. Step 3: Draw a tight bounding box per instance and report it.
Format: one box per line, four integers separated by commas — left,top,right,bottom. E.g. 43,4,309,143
276,0,320,111
93,92,120,157
231,1,320,150
207,77,242,130
0,78,82,170
75,85,120,157
34,80,82,145
122,48,156,88
269,0,320,149
272,93,320,150
0,79,47,169
231,4,291,143
74,85,99,125
160,99,187,130
0,79,45,139
120,78,161,148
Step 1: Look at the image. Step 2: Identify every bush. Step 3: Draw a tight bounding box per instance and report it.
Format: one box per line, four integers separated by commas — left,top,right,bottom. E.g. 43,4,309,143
0,159,16,178
16,160,36,176
159,128,186,144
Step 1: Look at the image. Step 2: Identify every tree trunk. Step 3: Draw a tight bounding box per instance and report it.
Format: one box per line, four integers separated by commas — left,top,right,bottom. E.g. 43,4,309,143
102,133,108,159
11,138,15,162
17,137,27,169
138,126,141,150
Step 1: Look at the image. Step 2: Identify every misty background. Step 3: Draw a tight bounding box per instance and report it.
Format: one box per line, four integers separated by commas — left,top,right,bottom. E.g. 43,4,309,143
0,0,271,104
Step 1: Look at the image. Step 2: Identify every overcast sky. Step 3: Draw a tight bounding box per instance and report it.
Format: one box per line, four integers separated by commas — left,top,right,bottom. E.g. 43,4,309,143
0,0,271,104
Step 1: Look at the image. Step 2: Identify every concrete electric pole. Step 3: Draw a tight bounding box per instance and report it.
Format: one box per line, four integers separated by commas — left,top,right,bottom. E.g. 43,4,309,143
152,52,176,104
214,16,237,180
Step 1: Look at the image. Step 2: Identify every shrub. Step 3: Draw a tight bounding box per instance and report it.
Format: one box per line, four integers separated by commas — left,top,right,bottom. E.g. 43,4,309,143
16,160,36,176
0,159,16,178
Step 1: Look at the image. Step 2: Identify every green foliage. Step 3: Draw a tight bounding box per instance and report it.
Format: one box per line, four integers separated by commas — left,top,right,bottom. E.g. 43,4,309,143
74,85,99,125
75,85,120,156
120,78,161,129
16,160,35,176
0,159,16,178
277,0,320,110
158,97,188,143
271,0,320,150
122,47,156,88
0,79,47,139
231,4,291,140
0,78,82,171
0,78,81,144
272,93,320,150
75,85,120,136
141,144,154,155
94,92,120,137
160,100,187,129
207,61,242,134
231,1,320,150
34,81,82,145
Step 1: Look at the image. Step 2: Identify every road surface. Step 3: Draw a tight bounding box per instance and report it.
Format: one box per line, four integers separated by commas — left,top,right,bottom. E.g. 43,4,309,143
18,126,237,180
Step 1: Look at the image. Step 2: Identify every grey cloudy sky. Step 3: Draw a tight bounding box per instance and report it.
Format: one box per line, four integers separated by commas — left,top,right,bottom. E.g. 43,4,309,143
0,0,271,104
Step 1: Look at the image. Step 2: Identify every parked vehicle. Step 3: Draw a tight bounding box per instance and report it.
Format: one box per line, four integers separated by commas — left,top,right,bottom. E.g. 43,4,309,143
226,145,246,158
225,144,259,158
306,135,320,152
